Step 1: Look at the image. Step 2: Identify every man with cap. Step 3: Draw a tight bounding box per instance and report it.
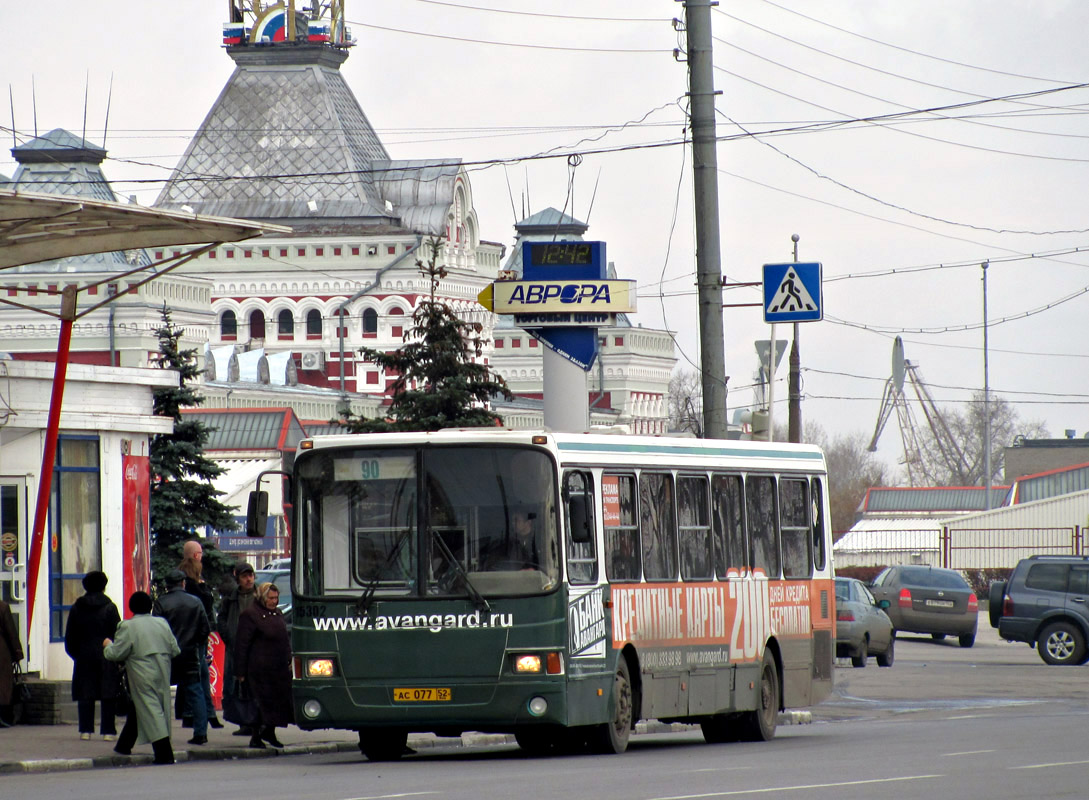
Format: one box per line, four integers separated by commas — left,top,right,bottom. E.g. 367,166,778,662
218,561,258,735
154,569,211,745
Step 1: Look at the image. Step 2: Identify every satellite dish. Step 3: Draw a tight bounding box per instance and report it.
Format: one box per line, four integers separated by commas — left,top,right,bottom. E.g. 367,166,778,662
892,336,906,394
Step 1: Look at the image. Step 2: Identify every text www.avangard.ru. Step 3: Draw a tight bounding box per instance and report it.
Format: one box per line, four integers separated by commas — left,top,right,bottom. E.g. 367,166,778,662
314,611,514,633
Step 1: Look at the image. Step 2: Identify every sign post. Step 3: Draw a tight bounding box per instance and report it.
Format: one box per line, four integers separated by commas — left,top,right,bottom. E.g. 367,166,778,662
476,241,637,431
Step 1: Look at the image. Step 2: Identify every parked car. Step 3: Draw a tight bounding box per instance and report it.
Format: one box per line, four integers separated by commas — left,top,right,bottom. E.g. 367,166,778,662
263,557,291,570
989,555,1089,665
835,577,895,667
869,565,978,647
255,568,293,623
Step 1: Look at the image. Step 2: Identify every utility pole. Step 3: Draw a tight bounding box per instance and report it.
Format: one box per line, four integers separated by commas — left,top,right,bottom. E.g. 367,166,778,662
982,261,991,509
788,233,802,443
682,0,728,439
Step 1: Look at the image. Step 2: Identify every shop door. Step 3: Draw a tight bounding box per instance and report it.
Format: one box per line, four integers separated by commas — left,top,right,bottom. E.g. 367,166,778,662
0,479,28,662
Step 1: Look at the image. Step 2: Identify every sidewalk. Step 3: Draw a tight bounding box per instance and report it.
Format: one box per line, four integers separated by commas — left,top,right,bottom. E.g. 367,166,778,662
0,713,810,774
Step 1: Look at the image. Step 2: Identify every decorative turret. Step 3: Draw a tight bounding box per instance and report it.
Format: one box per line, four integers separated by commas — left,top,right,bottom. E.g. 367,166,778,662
222,1,352,49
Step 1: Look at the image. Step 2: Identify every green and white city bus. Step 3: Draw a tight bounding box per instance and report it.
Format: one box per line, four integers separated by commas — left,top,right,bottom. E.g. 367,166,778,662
254,429,835,760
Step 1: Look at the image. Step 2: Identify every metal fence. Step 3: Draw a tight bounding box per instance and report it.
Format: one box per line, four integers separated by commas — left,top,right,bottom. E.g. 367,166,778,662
833,525,1083,571
941,526,1083,570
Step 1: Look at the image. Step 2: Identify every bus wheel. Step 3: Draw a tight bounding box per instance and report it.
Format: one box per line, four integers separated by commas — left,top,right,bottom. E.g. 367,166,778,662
590,658,634,754
359,728,408,761
740,651,779,742
701,713,741,744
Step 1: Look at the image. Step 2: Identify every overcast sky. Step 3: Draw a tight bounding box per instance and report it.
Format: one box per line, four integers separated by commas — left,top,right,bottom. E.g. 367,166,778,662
3,1,1088,476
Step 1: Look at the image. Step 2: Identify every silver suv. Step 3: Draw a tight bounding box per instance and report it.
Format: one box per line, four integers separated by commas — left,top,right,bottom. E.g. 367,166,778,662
989,555,1089,665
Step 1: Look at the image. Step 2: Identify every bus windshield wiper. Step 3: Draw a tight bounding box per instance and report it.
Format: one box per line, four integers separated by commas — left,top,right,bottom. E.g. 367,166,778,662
430,529,490,612
356,528,412,616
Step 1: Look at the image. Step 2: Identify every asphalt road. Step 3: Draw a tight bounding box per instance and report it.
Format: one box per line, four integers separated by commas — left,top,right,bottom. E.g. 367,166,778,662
10,623,1089,800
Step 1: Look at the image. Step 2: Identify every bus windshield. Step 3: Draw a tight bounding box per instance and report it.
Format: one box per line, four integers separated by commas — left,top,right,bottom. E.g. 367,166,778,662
296,445,559,598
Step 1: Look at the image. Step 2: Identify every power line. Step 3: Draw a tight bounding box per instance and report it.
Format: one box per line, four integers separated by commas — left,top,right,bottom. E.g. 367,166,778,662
756,0,1078,85
401,0,670,23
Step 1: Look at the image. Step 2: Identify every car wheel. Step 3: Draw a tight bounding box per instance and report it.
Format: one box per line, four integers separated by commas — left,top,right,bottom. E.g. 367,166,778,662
958,631,976,648
1037,621,1087,665
876,636,895,667
851,637,868,668
931,633,946,641
987,581,1007,628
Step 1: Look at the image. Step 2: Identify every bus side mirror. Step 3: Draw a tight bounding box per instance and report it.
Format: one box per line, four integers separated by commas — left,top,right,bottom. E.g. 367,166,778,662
247,491,269,537
568,494,592,544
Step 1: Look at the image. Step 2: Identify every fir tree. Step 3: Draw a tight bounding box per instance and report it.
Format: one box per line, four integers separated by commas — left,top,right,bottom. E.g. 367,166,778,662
149,305,238,584
341,238,512,432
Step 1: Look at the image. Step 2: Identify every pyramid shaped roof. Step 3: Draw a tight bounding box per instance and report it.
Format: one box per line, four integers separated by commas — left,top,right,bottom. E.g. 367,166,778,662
7,129,150,272
155,48,394,225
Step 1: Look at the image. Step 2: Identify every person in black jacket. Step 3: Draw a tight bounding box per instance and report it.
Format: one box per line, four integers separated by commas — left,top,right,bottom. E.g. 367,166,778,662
179,547,222,730
64,571,121,740
153,570,210,745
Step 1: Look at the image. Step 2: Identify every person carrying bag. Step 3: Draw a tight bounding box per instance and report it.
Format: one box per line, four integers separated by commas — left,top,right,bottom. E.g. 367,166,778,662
0,599,24,727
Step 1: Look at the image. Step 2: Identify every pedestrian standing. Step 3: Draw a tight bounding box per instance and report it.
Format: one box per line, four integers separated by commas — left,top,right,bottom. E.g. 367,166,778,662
64,571,122,740
235,581,292,749
154,569,211,746
104,591,179,765
218,561,257,736
0,598,23,727
179,551,222,730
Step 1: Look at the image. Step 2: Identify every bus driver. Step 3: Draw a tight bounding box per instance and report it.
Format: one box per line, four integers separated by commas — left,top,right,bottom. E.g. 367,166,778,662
485,509,540,571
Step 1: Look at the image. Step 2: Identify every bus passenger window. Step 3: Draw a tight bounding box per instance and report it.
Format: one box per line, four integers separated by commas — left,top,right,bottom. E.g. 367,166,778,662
779,478,811,579
746,475,780,579
640,472,677,581
564,471,597,585
712,474,746,578
811,478,827,571
678,477,712,580
603,474,640,582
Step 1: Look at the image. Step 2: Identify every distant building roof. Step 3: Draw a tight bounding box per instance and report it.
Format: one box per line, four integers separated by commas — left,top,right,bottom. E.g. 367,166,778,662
859,486,1011,515
1012,462,1089,504
183,408,308,451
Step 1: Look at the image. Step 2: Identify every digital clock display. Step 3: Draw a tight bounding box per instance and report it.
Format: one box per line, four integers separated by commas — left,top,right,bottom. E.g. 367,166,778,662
529,242,595,266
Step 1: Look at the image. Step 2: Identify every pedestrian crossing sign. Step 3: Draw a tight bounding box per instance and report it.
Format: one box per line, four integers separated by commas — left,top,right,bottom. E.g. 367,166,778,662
762,262,823,323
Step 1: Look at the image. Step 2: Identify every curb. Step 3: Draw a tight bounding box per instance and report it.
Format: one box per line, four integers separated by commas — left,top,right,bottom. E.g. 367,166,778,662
0,712,811,775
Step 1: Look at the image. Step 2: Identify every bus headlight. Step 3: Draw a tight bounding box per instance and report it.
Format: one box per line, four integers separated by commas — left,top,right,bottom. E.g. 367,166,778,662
527,696,548,716
306,658,336,677
514,654,542,673
302,699,322,719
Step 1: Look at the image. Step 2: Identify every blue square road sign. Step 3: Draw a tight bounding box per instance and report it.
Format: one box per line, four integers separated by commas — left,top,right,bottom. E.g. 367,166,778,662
762,262,823,323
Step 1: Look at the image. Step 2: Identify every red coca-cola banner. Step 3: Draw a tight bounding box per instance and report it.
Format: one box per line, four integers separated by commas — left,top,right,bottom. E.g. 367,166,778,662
121,454,151,617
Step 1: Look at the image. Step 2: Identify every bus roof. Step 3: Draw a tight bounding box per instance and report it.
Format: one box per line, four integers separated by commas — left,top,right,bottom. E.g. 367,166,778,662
301,429,827,471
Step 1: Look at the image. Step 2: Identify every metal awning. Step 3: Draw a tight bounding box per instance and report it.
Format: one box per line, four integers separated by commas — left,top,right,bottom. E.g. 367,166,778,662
0,188,290,630
0,188,289,269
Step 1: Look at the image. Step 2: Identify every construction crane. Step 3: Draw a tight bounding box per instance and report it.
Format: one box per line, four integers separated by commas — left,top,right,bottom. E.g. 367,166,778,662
868,337,972,486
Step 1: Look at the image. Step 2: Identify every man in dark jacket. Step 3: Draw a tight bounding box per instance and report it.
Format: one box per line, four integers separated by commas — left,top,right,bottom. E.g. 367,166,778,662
218,562,257,735
154,570,210,745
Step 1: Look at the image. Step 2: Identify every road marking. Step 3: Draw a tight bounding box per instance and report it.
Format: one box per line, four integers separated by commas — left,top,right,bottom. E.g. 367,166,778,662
649,775,943,798
1011,759,1089,770
944,749,995,756
342,794,440,800
689,767,753,773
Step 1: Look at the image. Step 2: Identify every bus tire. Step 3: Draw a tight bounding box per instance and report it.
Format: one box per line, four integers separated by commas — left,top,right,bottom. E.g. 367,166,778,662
359,728,408,761
740,650,779,742
590,657,633,754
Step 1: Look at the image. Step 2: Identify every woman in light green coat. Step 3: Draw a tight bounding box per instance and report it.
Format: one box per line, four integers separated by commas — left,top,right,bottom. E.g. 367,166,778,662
103,591,180,764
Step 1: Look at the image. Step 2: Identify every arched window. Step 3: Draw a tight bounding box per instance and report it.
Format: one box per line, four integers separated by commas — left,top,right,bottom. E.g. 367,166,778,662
306,309,323,339
277,309,294,337
249,310,266,340
362,308,378,336
221,310,237,340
